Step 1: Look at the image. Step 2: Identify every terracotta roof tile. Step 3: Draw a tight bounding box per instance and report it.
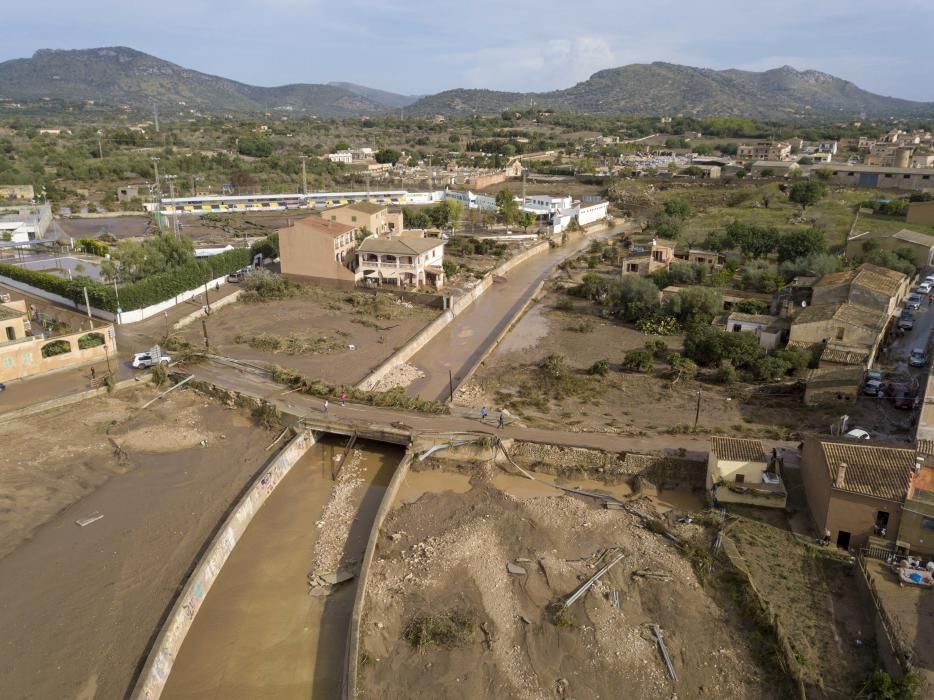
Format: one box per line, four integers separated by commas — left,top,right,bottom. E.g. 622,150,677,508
710,436,767,463
819,440,915,501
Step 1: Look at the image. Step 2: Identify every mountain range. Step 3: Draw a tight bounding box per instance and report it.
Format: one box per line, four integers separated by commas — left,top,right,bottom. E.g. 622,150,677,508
0,47,931,119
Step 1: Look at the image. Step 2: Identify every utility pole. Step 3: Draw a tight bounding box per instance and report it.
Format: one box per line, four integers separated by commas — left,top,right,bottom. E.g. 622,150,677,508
694,391,701,429
448,369,454,402
165,175,179,238
153,103,160,133
299,155,308,195
521,169,527,204
150,157,161,193
190,175,202,196
96,130,104,159
83,287,94,329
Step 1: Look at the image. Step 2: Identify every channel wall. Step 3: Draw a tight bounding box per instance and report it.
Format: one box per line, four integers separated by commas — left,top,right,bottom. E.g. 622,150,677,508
130,429,317,700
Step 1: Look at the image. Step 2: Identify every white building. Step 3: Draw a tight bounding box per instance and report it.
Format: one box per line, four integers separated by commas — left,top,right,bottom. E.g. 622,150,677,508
356,236,446,289
327,151,353,164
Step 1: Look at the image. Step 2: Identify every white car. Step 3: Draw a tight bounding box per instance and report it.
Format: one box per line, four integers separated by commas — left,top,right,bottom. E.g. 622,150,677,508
132,351,171,369
918,282,932,294
924,274,934,285
845,428,871,440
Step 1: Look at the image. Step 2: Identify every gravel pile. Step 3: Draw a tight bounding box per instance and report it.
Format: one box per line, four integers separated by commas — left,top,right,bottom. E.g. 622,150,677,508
309,450,364,576
371,363,425,392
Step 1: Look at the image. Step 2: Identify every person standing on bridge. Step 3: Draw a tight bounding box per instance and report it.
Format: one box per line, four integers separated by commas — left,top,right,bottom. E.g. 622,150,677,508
323,399,329,415
340,390,347,407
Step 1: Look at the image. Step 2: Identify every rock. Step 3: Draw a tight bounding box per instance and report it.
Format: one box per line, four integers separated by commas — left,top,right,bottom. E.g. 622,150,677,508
506,562,527,575
319,569,355,585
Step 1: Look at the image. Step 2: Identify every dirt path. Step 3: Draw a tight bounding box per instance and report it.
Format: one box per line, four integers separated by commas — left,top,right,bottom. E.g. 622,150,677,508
0,391,274,700
162,438,402,700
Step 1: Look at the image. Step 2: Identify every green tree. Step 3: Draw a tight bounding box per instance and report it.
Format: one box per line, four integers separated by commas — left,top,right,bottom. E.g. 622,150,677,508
606,276,662,322
663,199,693,220
665,286,723,324
622,349,653,373
495,189,520,225
375,148,402,164
101,235,195,283
789,179,827,211
237,136,273,158
777,227,827,262
518,211,536,233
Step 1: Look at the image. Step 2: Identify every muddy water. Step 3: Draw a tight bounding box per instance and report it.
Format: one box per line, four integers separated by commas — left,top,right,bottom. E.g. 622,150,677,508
495,301,552,354
396,469,473,505
162,436,402,700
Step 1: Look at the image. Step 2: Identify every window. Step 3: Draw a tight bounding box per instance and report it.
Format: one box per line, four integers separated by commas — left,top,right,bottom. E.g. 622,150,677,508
921,516,934,531
732,324,742,332
352,216,357,222
835,327,845,341
734,474,745,484
5,326,14,341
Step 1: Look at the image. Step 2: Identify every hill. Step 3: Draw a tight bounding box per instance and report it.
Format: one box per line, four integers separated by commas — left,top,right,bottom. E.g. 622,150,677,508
407,62,934,119
0,47,386,116
0,49,931,119
327,82,419,109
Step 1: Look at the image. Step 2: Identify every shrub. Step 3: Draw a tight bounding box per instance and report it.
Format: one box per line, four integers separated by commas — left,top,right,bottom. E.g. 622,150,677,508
76,238,108,256
41,339,71,357
665,286,723,324
239,269,304,303
644,339,668,358
715,360,738,385
622,349,653,372
77,332,105,349
589,359,610,376
404,611,474,648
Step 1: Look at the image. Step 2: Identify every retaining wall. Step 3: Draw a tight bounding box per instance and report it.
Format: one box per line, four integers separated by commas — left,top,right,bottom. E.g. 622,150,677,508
854,556,911,681
131,429,317,700
343,449,414,700
355,241,549,392
0,373,152,424
0,272,229,325
173,289,242,330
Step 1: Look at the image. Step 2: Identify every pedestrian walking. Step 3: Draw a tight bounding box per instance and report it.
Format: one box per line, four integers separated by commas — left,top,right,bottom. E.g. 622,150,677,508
323,399,329,415
90,367,96,380
498,413,505,429
340,390,346,407
480,406,487,422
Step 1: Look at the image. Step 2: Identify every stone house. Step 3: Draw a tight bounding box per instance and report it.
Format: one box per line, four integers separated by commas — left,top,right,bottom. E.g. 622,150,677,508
707,437,786,509
809,263,908,317
324,202,403,237
800,437,915,550
846,229,934,269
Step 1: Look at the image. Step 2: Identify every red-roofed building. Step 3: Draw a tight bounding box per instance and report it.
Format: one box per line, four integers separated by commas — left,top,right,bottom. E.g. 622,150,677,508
279,215,359,288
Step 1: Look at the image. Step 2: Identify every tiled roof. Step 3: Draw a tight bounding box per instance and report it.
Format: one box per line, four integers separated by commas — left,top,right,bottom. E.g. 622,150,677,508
727,312,776,325
293,215,355,236
813,270,855,289
805,365,864,390
853,263,907,296
332,202,386,215
820,345,870,366
358,237,443,255
917,439,934,456
819,440,915,501
891,229,934,247
795,302,887,331
710,436,767,463
0,305,23,321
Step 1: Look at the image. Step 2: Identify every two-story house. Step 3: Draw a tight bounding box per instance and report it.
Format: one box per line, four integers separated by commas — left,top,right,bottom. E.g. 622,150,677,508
279,215,359,288
324,202,403,237
356,237,445,289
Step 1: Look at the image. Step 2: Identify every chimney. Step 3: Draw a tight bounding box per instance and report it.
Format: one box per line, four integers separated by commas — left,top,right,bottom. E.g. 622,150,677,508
835,463,847,489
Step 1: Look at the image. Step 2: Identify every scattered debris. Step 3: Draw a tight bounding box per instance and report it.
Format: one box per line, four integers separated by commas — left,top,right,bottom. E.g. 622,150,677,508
506,562,527,575
75,513,104,527
650,624,678,681
307,568,355,595
610,590,620,609
563,550,625,607
632,569,672,582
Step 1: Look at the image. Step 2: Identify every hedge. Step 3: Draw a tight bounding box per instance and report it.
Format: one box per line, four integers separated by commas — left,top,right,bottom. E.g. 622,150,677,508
0,248,250,312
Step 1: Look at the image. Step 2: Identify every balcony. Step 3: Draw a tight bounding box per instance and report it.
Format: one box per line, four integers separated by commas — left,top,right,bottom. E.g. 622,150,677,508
358,260,419,273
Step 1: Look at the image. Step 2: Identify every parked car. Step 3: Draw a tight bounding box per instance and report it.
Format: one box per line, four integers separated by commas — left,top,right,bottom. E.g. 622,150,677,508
866,369,883,383
845,428,871,440
924,274,934,285
899,310,916,330
886,383,915,410
227,271,244,283
918,281,933,295
863,379,884,396
906,294,923,310
910,348,927,367
132,347,171,369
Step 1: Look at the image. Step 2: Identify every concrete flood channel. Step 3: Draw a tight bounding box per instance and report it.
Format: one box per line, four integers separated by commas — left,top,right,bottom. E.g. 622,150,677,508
161,435,403,699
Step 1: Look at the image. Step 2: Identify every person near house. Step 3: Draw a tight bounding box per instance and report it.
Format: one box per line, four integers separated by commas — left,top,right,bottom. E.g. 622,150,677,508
822,529,832,546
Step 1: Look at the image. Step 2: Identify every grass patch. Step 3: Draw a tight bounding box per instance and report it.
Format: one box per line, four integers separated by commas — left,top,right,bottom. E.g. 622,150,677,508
233,332,345,355
403,610,475,649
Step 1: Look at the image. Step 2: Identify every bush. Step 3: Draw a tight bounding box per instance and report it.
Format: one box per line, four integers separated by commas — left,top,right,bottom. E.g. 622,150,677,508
404,611,474,648
715,360,738,385
665,286,723,324
589,359,610,376
77,332,105,349
41,339,72,357
239,269,304,302
622,349,653,372
733,299,769,314
76,238,108,256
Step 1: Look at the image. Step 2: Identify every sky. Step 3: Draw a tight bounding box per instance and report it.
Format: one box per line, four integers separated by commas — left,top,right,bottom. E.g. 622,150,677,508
3,0,933,101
